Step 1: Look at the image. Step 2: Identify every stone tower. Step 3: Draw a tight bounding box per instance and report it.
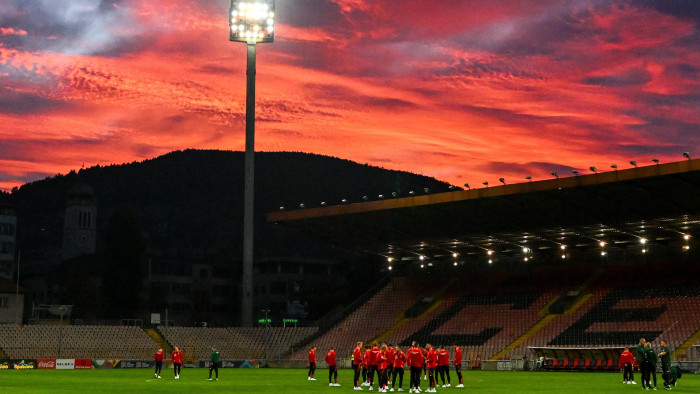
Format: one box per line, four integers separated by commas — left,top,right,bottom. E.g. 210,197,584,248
62,183,97,260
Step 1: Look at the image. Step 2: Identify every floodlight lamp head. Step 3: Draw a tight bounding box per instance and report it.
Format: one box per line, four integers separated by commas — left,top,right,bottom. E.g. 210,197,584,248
589,166,597,173
572,170,579,175
683,152,691,159
463,183,470,189
229,1,275,44
652,158,659,164
550,172,558,179
611,164,617,169
525,176,532,181
482,181,489,186
629,160,637,167
499,178,505,184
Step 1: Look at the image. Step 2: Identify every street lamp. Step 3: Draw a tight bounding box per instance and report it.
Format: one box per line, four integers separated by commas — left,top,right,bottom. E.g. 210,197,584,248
229,0,275,327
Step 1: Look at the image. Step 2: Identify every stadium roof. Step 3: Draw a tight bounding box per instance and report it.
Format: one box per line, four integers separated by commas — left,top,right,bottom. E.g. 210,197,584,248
267,159,700,263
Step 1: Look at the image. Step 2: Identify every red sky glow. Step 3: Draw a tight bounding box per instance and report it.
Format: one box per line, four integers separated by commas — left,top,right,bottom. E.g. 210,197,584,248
1,0,699,192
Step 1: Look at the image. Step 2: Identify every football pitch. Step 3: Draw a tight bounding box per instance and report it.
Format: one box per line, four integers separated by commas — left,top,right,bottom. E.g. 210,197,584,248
0,368,697,393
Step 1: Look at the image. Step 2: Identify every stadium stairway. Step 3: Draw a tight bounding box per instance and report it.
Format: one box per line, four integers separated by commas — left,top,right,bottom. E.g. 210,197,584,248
369,277,458,345
675,328,700,358
144,328,173,354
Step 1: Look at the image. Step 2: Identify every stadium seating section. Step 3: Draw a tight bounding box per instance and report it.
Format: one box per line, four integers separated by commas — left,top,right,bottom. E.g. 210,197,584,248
1,262,700,368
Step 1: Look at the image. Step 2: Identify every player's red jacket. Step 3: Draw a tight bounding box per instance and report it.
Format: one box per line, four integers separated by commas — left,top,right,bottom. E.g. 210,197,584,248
309,348,317,363
407,346,424,368
364,349,371,366
369,345,380,366
171,349,183,364
386,347,395,366
154,349,164,362
454,347,462,366
325,349,336,367
353,346,363,365
619,349,635,367
378,351,387,370
393,350,406,369
426,348,437,369
437,349,450,366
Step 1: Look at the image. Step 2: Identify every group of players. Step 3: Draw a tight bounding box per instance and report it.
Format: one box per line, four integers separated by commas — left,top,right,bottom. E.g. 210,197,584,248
308,341,465,392
152,346,221,381
619,338,677,390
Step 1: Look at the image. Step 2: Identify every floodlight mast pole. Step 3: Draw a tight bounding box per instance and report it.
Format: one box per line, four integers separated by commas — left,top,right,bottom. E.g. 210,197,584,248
241,41,256,327
230,0,275,327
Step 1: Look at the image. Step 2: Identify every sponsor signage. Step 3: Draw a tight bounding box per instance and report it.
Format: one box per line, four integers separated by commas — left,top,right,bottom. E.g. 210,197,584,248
37,359,56,369
56,359,75,370
75,359,92,369
0,360,37,369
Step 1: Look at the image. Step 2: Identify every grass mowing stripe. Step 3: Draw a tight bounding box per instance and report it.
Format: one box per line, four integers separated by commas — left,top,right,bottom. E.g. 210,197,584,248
0,369,697,393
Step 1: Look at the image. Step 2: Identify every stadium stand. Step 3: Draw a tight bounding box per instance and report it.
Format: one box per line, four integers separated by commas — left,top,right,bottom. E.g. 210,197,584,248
0,325,155,359
159,326,317,362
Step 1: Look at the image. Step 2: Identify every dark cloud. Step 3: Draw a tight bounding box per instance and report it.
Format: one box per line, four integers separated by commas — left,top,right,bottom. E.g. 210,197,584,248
276,0,344,28
475,161,578,177
635,0,700,24
0,0,150,56
582,68,653,87
0,87,69,114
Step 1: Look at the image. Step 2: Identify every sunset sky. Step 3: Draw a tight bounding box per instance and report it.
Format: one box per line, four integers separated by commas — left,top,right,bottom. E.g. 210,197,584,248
1,0,699,192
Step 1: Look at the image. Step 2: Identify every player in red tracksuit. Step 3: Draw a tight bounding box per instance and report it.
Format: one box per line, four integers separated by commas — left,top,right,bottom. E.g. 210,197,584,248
453,345,464,388
308,346,317,381
392,345,406,391
437,345,451,387
171,347,183,379
368,341,381,389
325,347,339,386
353,341,364,390
619,347,635,384
426,344,437,392
386,344,395,387
153,348,164,379
378,345,388,392
407,342,424,393
363,345,372,386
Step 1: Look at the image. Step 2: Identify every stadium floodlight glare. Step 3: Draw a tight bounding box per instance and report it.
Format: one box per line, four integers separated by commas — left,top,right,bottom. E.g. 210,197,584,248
341,198,348,204
683,152,691,159
419,255,425,260
599,241,606,247
229,1,275,43
230,0,275,327
601,251,607,256
488,259,493,264
487,249,493,256
388,265,393,271
320,201,326,206
684,245,690,251
629,160,637,167
522,247,529,253
387,257,393,262
640,238,647,244
684,234,690,240
299,203,305,208
560,245,566,250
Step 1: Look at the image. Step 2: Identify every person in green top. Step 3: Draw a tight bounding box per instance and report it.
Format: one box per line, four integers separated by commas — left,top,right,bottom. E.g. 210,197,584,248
659,340,672,389
636,338,649,388
208,346,221,381
646,342,658,389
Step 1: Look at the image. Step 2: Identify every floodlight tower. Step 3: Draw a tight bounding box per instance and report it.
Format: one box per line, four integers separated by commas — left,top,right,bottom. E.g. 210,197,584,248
229,0,275,327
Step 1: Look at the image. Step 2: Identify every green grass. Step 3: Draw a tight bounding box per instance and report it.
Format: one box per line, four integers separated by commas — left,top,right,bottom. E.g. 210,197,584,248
0,368,697,393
